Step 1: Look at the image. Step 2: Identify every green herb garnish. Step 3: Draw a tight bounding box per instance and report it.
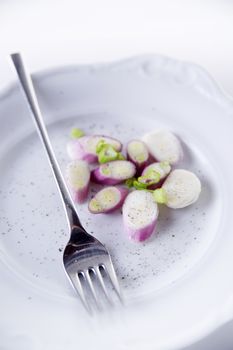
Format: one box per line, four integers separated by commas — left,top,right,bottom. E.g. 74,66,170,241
71,128,85,139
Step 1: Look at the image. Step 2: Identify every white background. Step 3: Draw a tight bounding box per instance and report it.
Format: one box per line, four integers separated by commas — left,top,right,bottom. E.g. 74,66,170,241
1,1,233,349
1,0,233,95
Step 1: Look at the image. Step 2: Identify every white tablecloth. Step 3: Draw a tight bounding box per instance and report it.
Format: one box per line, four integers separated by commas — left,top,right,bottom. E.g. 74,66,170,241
1,1,233,349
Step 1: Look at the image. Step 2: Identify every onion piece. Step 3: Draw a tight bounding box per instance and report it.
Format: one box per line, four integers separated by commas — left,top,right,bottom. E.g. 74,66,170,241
91,160,136,185
67,135,122,163
65,160,90,203
160,169,201,208
127,140,149,171
88,186,128,214
142,130,183,164
122,190,159,242
139,161,171,189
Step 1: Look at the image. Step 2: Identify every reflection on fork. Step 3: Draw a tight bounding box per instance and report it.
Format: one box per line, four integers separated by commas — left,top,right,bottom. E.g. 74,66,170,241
63,225,122,313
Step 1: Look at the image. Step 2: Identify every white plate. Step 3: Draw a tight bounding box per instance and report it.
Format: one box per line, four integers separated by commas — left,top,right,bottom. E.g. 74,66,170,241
1,55,233,350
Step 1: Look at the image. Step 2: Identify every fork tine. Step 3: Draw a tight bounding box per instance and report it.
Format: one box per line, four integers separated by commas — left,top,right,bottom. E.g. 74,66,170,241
102,260,123,303
83,269,101,311
95,266,113,306
69,272,92,314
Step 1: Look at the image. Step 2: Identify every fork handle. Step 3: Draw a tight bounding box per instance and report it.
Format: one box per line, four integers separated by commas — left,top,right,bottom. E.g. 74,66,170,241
10,53,83,230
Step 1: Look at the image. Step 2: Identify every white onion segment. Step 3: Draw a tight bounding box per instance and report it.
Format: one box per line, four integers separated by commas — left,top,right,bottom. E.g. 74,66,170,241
67,135,122,163
142,162,171,179
88,186,128,214
140,161,171,188
65,160,90,203
92,160,136,185
127,140,149,170
142,130,183,164
122,190,159,242
162,169,201,208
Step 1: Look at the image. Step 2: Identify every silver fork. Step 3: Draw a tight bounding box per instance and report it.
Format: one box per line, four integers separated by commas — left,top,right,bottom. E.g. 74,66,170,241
10,53,122,313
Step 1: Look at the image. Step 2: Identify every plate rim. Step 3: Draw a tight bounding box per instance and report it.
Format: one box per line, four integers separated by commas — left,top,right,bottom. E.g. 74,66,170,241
1,53,233,350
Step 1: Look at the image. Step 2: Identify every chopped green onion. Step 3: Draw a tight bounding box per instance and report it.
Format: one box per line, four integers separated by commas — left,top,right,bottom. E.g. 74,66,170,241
125,177,135,188
133,180,148,190
117,153,126,160
138,169,161,185
96,140,125,163
71,128,85,139
153,188,167,204
144,169,161,182
96,139,106,153
98,144,119,163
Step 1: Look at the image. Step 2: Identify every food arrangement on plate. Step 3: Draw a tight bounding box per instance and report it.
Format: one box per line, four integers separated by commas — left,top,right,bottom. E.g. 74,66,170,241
66,129,201,242
1,53,229,350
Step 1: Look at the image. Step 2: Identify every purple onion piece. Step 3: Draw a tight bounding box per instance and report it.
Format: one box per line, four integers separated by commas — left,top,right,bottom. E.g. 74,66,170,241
127,140,149,172
122,190,159,242
91,160,136,185
88,186,128,214
140,161,171,189
65,160,90,203
67,135,122,163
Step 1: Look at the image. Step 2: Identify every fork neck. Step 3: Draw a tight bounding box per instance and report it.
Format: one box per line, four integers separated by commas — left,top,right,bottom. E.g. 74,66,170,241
66,204,84,230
